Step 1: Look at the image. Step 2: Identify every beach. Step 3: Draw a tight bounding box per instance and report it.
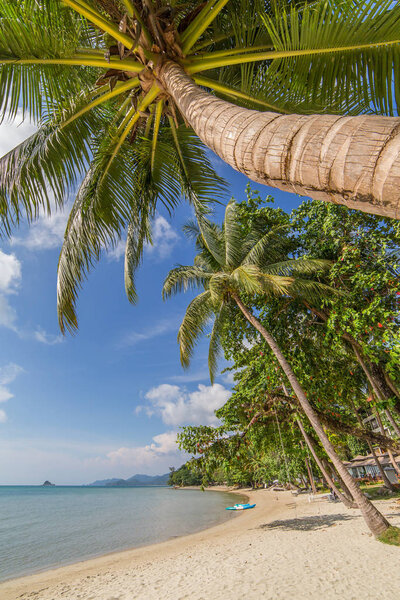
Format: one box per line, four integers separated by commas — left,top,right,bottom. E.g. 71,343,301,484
2,487,400,600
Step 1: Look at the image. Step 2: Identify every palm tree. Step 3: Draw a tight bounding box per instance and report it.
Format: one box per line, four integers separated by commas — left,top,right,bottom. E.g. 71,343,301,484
2,0,400,234
163,200,393,537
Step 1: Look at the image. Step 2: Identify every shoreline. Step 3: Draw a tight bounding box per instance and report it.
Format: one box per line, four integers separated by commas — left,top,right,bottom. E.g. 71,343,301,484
0,486,263,599
2,486,246,585
3,489,400,599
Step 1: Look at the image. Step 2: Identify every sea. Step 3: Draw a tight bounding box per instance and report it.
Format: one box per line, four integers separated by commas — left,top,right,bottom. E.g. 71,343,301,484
0,485,241,582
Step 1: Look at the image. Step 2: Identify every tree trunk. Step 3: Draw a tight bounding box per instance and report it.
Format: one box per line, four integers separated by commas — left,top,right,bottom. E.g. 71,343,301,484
297,417,356,508
230,291,390,536
370,442,395,490
305,305,400,419
352,402,395,491
351,343,400,420
301,441,317,493
159,61,400,220
385,408,400,439
322,457,356,504
374,409,400,478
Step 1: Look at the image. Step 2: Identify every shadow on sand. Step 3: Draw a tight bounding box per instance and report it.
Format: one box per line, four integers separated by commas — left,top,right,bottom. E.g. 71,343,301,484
259,513,357,532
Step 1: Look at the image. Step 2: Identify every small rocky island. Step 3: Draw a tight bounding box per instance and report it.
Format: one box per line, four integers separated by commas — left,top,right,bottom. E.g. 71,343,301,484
42,480,55,487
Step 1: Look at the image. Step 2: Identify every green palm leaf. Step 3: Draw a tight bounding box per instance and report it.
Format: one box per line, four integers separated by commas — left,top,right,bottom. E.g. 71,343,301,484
178,290,214,368
259,0,400,115
164,198,335,380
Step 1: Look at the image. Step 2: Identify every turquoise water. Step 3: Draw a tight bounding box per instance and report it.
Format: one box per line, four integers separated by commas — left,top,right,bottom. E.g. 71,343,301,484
0,486,239,582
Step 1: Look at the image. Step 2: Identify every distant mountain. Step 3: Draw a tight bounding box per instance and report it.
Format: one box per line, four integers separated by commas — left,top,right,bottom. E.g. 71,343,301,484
87,473,170,487
86,478,123,487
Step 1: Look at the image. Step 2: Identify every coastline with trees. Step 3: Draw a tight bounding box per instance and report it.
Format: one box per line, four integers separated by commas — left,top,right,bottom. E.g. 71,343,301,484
1,0,400,597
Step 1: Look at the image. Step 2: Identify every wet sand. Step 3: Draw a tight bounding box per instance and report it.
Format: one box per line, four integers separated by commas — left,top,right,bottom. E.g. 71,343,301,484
2,487,400,600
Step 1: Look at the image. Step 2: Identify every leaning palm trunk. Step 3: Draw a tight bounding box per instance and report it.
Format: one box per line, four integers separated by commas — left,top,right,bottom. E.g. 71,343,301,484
322,457,355,504
230,291,390,536
296,417,356,508
374,409,400,478
159,62,400,219
352,401,396,491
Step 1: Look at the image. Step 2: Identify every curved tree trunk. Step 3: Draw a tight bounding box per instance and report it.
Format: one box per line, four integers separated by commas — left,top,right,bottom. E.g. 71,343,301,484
352,344,400,425
230,291,390,536
374,409,400,478
296,417,356,508
160,61,400,219
322,457,356,504
385,408,400,439
352,401,395,491
305,305,400,419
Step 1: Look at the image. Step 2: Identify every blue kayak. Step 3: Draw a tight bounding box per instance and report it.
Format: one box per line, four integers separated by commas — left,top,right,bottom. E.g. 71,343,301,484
226,503,256,511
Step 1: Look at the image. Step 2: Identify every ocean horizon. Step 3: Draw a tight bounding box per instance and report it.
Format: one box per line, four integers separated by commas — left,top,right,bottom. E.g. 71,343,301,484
0,485,240,582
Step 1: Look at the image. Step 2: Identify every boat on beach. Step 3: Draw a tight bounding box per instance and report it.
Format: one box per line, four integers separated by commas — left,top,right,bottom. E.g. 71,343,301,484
225,503,256,511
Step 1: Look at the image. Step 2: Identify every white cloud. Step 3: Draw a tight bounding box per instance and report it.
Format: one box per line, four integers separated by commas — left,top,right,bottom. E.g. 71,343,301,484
0,250,21,292
106,431,179,466
107,215,179,263
0,389,12,403
0,435,186,484
0,249,63,342
11,204,71,251
117,317,180,348
147,215,179,259
142,382,231,426
107,238,126,261
222,371,235,384
0,363,24,386
0,294,18,330
34,327,63,346
0,362,24,422
0,250,22,330
0,114,37,158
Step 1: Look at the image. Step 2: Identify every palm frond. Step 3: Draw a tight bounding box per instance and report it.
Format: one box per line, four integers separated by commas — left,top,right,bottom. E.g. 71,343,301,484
197,216,225,265
162,266,212,299
124,206,152,305
178,290,214,368
259,273,295,297
242,224,291,267
208,302,228,383
260,0,400,115
0,95,102,236
265,258,333,277
0,0,96,121
287,278,343,303
209,272,230,304
224,199,243,267
57,151,133,333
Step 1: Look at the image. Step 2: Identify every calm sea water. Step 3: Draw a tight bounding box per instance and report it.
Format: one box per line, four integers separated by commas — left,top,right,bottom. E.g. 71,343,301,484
0,486,240,582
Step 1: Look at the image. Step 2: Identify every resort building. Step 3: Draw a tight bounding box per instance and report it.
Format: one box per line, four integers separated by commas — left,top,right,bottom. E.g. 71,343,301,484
344,452,400,484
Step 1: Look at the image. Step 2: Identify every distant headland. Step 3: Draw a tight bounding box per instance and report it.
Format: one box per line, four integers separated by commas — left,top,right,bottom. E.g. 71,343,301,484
42,481,55,487
86,473,169,487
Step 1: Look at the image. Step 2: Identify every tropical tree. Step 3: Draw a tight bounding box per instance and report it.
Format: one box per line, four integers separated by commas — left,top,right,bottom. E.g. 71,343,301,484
1,0,400,322
162,199,395,537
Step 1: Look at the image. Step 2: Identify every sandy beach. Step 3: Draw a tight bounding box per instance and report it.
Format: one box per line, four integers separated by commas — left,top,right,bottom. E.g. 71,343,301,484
2,487,400,600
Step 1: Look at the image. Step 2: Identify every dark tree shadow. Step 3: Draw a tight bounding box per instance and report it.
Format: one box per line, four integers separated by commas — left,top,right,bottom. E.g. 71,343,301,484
259,513,357,532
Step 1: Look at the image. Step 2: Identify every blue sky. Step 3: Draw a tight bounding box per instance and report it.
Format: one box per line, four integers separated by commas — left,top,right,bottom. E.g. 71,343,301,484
0,116,302,485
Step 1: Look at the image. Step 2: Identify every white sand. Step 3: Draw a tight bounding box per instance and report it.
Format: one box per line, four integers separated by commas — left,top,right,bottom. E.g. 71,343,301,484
2,487,400,600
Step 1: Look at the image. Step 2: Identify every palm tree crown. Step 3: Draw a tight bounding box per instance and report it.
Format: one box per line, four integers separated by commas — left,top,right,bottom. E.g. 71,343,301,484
163,200,332,381
2,0,400,333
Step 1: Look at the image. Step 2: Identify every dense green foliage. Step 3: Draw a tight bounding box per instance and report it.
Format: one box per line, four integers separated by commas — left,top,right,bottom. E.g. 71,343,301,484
1,0,400,332
167,464,202,487
174,190,400,488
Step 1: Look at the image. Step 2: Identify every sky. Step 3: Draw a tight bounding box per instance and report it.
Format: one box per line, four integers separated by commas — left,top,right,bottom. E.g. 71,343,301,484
0,116,303,485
